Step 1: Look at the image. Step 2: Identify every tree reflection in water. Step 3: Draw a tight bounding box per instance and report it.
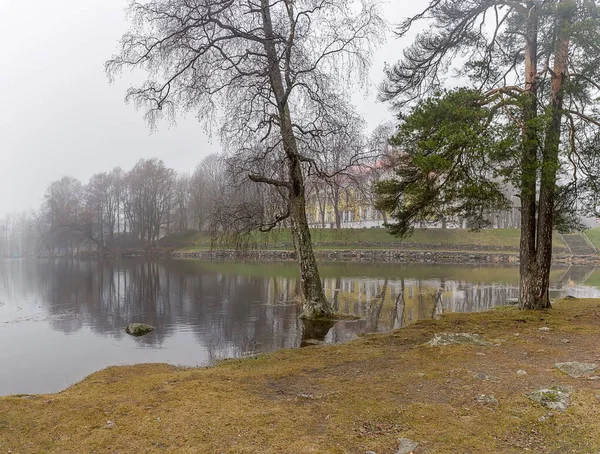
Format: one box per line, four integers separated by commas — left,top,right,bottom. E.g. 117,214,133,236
1,259,599,358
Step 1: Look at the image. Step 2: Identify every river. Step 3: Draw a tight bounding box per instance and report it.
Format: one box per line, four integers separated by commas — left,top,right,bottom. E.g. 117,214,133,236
0,258,599,395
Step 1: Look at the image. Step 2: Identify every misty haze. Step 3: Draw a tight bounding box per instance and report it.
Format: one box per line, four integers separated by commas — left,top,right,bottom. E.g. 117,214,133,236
2,0,600,452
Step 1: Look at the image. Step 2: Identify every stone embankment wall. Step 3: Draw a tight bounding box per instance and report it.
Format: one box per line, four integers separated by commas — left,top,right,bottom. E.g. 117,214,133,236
172,249,600,265
261,242,524,252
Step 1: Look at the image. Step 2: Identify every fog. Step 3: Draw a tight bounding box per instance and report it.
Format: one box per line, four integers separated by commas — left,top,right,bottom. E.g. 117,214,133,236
0,0,424,216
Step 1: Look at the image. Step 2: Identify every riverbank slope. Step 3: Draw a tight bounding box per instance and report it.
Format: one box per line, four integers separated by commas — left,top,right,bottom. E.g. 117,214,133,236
162,227,571,253
1,298,599,453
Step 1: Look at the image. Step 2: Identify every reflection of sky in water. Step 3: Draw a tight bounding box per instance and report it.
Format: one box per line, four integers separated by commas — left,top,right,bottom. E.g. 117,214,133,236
0,259,598,395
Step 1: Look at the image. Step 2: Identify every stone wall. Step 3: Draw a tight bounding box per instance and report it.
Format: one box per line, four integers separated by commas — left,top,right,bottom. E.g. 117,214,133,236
171,249,600,265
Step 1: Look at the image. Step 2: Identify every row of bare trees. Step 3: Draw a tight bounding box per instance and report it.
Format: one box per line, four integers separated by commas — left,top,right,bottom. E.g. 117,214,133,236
31,155,238,256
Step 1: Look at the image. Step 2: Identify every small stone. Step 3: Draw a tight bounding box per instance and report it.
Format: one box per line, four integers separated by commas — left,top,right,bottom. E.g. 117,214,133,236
555,362,599,378
517,369,527,376
473,372,495,381
513,333,521,337
527,387,571,413
396,438,418,454
476,394,499,406
561,339,570,344
538,327,551,332
476,352,486,356
104,421,115,429
538,412,554,423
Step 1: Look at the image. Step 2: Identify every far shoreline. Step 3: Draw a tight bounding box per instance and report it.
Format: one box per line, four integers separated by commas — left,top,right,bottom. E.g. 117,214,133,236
33,246,600,266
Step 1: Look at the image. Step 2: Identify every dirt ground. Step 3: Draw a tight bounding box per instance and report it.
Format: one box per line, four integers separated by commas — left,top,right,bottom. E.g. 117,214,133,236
1,298,599,453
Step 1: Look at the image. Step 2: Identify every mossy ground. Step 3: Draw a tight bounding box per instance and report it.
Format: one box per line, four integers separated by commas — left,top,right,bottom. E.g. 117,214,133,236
2,299,600,453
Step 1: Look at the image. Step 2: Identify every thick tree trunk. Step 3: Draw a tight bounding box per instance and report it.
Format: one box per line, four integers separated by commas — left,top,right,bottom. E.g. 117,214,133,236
533,0,573,308
519,2,544,309
519,0,573,309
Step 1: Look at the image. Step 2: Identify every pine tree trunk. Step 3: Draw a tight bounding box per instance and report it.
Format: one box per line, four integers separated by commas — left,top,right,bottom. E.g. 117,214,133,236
534,0,574,308
520,0,573,309
519,2,543,309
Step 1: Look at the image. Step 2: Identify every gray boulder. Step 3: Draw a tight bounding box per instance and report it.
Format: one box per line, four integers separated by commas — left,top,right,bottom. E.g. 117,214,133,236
527,387,572,413
555,362,599,378
125,323,155,337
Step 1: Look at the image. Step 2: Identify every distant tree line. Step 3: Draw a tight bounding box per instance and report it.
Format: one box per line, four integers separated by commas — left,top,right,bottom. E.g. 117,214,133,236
28,154,253,256
0,213,37,258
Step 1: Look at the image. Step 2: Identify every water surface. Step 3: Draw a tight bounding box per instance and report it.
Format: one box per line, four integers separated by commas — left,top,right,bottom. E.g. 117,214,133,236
0,259,598,395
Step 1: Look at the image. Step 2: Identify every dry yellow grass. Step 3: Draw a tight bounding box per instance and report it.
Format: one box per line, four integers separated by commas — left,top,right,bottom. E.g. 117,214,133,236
2,299,600,453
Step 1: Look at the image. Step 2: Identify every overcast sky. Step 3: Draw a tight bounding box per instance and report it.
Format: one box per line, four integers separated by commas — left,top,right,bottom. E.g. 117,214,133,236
0,0,424,216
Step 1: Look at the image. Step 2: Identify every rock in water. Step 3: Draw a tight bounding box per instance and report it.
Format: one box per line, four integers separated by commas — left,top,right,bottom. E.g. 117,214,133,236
125,323,155,337
555,362,599,378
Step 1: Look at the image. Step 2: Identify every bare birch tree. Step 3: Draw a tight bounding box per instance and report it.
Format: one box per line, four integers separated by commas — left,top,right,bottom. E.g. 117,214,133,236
106,0,384,318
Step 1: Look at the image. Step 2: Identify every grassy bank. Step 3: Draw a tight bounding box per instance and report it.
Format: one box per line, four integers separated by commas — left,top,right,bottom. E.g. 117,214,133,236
2,299,600,453
162,228,570,254
586,227,600,251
